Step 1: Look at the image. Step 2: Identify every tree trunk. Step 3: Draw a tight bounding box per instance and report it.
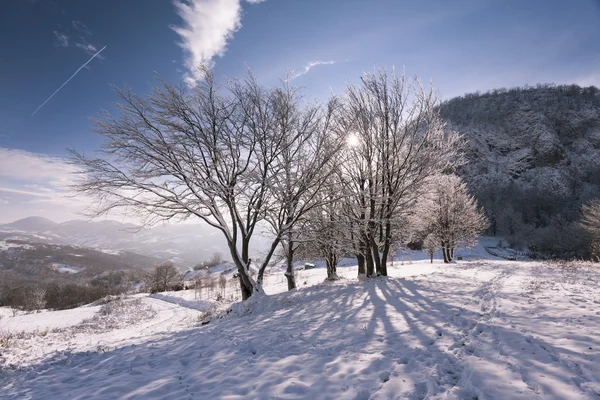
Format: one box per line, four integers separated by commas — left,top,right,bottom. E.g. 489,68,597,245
430,253,434,263
365,249,375,277
239,276,253,300
284,239,296,290
442,246,450,263
372,240,382,276
326,254,338,280
227,240,255,300
442,246,454,263
357,253,366,276
380,239,390,277
257,236,281,286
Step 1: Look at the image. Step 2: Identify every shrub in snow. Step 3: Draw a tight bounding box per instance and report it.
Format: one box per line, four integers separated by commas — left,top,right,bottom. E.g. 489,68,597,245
74,298,156,333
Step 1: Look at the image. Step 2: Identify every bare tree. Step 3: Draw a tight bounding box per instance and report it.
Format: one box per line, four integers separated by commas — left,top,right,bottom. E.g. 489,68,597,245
336,68,461,276
263,83,342,290
305,185,348,281
147,261,181,293
580,199,600,260
423,234,438,263
71,66,323,300
417,175,488,263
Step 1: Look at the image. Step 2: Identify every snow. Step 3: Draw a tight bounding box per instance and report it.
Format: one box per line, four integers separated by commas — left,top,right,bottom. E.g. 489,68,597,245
0,240,34,251
1,243,600,399
150,292,214,313
99,248,122,256
0,296,207,367
49,262,84,274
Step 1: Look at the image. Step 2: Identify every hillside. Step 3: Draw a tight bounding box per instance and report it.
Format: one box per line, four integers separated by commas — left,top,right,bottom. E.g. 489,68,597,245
441,84,600,255
0,239,160,288
0,217,236,267
1,249,599,399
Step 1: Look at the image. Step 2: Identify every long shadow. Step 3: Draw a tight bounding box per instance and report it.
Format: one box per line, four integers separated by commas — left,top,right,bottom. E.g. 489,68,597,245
2,272,598,399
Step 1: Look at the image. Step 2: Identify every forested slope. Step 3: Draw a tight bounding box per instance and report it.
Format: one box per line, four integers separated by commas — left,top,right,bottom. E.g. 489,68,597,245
440,84,600,256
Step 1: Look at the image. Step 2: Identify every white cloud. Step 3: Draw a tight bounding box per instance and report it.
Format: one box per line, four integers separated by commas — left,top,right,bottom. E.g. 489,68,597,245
0,148,79,187
53,20,103,59
53,30,69,47
0,148,90,222
0,187,56,198
72,20,92,36
290,60,338,80
171,0,265,85
75,41,98,55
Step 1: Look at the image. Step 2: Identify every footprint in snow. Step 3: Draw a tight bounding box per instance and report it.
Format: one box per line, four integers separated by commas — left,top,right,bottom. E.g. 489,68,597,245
380,371,391,382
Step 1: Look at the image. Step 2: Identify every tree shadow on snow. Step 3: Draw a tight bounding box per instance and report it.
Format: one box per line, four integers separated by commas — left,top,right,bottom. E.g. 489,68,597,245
2,272,598,399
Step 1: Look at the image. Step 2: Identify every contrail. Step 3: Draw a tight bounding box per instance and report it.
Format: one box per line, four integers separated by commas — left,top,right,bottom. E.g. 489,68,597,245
31,45,107,117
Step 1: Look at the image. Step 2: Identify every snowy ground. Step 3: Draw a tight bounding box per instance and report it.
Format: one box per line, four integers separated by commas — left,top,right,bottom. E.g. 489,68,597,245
1,244,600,399
0,297,208,368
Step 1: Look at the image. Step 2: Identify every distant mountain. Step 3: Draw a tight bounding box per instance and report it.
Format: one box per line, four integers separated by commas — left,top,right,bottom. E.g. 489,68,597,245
440,84,600,256
0,217,270,267
5,216,59,232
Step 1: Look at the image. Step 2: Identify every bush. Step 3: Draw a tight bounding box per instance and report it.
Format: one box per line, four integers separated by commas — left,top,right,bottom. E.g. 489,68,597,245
0,285,46,311
529,220,590,259
44,283,116,310
74,298,156,333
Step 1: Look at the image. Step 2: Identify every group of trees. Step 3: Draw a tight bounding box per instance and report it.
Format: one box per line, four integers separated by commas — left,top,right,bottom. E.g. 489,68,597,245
73,65,489,300
0,282,120,311
145,261,182,293
0,261,188,311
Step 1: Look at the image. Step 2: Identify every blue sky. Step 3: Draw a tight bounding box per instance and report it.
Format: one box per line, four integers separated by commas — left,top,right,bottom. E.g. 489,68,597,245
1,0,600,222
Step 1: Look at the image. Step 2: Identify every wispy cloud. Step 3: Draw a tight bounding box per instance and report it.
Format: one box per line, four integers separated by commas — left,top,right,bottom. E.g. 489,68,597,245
0,148,88,222
53,20,103,58
72,20,92,36
171,0,265,85
75,40,99,55
0,148,79,188
31,45,106,116
290,60,340,80
53,30,69,47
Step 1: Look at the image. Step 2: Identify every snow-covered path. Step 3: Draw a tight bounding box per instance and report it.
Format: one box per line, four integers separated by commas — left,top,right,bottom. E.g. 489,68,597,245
1,260,600,399
0,296,206,368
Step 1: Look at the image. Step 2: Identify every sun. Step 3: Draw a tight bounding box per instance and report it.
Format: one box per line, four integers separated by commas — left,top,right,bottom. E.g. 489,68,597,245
347,133,359,147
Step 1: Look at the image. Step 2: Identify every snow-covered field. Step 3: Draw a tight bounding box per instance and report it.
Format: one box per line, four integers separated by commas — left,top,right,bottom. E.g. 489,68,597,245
1,245,600,399
49,262,85,274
